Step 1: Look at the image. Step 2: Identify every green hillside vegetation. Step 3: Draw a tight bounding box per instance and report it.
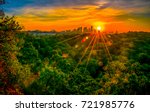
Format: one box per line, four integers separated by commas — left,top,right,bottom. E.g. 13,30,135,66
0,16,150,94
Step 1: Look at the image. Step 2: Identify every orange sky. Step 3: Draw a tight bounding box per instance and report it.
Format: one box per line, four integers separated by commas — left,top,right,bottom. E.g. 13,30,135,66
5,0,150,32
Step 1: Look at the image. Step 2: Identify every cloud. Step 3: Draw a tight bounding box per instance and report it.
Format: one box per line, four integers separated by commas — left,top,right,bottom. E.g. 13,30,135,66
3,0,150,32
4,0,99,8
34,0,99,6
115,11,150,22
97,0,150,10
7,0,149,23
4,0,150,15
4,0,100,14
95,0,150,21
71,7,89,10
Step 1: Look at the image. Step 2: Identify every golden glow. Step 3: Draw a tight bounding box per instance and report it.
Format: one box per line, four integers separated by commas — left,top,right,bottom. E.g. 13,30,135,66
92,22,105,32
14,5,150,32
97,26,102,31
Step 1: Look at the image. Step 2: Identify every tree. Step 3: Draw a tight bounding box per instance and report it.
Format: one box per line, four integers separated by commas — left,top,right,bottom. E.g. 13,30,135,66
0,16,22,94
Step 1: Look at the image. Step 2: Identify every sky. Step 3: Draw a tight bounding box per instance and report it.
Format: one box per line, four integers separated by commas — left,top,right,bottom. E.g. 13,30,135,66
2,0,150,32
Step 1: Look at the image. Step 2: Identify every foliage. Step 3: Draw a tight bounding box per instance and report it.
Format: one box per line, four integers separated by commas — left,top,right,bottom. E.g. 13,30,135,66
1,17,150,94
0,16,23,94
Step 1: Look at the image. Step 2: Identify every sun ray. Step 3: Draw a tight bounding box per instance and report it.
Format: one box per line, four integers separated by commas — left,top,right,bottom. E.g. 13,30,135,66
84,32,98,72
73,33,95,72
55,34,83,46
101,33,112,60
97,32,107,60
100,32,112,61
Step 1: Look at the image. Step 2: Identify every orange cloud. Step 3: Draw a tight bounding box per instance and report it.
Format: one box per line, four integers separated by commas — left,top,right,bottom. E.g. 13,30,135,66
15,5,150,32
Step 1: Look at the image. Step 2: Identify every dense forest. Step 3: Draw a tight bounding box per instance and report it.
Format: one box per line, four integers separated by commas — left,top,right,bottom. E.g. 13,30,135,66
0,16,150,95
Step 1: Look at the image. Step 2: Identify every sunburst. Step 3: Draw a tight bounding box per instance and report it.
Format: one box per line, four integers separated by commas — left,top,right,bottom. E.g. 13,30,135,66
54,23,112,72
97,26,102,31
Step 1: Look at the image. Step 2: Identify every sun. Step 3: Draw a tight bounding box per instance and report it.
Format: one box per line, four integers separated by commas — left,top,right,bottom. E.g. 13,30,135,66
97,26,102,31
92,22,105,32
